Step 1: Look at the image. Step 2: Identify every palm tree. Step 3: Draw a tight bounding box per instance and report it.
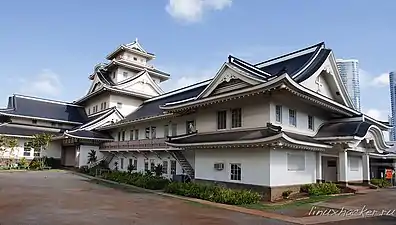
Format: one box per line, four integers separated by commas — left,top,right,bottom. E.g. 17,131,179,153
87,150,97,164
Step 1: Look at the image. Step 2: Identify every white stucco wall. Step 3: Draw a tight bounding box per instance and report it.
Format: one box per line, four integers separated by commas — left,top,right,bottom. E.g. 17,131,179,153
109,94,143,117
269,149,316,186
84,94,110,116
63,146,76,167
11,117,75,130
194,148,271,186
46,140,62,158
78,145,102,167
348,155,363,181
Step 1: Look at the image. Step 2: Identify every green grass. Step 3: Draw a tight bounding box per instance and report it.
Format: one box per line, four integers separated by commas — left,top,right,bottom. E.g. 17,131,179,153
243,195,343,211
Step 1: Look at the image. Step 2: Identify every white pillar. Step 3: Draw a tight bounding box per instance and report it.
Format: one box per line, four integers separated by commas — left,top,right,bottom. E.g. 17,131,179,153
316,152,322,183
338,150,348,184
362,153,370,184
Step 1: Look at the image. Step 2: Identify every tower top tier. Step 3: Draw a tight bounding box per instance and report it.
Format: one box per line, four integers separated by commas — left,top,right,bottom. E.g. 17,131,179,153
106,38,156,63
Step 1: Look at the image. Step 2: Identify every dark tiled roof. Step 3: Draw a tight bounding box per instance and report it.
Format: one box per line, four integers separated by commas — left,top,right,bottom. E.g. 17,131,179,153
123,81,210,121
259,51,316,76
284,132,324,144
66,130,113,140
315,121,371,138
0,96,88,124
0,125,62,137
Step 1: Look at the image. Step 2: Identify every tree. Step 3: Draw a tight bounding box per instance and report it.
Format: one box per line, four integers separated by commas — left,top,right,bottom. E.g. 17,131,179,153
32,133,53,169
87,150,97,164
6,138,18,167
0,136,8,165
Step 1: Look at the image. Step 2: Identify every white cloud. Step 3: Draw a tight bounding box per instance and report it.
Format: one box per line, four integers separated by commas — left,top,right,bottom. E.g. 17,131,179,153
166,0,232,23
372,73,389,87
364,108,389,121
360,69,389,88
18,69,62,97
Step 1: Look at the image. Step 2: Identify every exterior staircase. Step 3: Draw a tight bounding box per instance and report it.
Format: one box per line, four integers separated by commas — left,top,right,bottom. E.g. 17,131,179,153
171,151,195,179
88,153,115,169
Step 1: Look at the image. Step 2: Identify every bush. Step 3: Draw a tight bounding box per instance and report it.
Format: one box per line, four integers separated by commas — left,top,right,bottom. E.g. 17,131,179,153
46,157,61,169
371,179,391,188
29,159,41,170
164,182,261,205
300,183,340,196
102,171,169,190
282,190,293,199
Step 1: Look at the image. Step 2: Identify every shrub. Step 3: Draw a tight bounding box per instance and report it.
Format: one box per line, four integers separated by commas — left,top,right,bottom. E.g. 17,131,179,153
282,190,293,199
127,164,135,173
29,159,41,170
303,183,340,196
164,182,261,205
371,179,391,188
46,157,61,169
102,171,169,190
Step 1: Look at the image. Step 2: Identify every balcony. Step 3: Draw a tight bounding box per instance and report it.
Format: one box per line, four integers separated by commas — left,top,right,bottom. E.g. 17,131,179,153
100,138,168,151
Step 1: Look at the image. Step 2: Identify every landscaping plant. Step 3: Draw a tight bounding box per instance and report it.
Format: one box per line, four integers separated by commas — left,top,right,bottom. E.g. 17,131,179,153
300,183,340,196
102,171,169,190
370,178,392,188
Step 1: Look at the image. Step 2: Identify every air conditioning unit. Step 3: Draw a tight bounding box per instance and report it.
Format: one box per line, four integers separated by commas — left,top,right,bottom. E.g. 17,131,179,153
214,163,224,171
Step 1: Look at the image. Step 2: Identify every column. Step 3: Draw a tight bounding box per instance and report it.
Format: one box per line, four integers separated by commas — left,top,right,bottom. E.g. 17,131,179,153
362,153,370,184
316,152,323,183
338,150,348,185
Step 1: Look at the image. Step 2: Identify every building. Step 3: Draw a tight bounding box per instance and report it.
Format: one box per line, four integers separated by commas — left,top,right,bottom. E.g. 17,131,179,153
0,41,395,201
336,59,361,111
389,71,396,141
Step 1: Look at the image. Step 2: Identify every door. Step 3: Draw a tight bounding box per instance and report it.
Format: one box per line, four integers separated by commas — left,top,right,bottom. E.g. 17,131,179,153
324,158,338,182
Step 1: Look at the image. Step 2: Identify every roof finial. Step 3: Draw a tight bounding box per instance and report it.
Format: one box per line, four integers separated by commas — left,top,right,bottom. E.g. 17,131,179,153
135,37,138,43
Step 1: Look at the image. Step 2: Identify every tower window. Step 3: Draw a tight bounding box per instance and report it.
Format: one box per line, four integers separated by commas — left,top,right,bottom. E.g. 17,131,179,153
117,102,123,109
123,72,128,77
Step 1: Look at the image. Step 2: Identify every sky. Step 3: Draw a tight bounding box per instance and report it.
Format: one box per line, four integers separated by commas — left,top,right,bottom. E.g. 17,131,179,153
0,0,395,121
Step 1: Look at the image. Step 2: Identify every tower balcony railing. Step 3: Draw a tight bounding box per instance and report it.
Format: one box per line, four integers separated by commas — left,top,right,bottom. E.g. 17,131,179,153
100,138,168,150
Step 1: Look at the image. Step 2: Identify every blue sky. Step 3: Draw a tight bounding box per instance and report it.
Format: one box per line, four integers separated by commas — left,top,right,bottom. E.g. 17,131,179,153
0,0,394,121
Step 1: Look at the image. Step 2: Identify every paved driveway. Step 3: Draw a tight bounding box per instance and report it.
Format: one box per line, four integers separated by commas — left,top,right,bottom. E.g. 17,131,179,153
0,171,293,225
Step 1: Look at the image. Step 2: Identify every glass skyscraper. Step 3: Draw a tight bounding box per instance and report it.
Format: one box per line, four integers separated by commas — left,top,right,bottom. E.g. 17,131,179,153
336,59,361,111
389,71,396,141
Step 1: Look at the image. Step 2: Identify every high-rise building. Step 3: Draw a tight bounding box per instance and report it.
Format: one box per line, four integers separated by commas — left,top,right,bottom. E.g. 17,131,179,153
389,71,396,141
336,59,361,111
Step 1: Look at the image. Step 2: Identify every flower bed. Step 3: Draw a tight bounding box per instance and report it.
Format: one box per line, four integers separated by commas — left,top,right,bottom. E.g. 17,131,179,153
370,178,392,188
101,171,170,190
300,183,341,196
164,182,261,205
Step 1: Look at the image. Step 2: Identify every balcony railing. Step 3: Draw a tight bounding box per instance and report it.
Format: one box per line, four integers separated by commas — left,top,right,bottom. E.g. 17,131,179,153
100,138,168,150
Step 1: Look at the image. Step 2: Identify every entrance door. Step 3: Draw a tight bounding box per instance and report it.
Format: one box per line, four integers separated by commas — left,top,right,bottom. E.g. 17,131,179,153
323,158,337,182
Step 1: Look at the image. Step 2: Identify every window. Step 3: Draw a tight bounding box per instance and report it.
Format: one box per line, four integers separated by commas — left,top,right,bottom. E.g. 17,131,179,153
88,108,90,115
145,127,150,139
186,121,195,134
349,158,359,171
121,131,125,141
275,105,282,123
287,152,305,171
217,110,227,129
171,123,177,136
95,105,98,112
308,115,314,130
23,142,32,156
92,106,95,113
151,126,156,139
129,158,133,169
164,125,169,137
33,146,41,157
103,102,107,109
134,129,139,140
120,158,124,169
112,72,116,79
117,132,121,141
170,160,177,175
150,159,155,171
51,122,56,127
117,102,123,109
144,160,149,171
231,108,242,128
133,57,137,61
289,109,297,127
129,130,134,140
123,71,128,77
32,120,37,124
133,159,137,169
100,102,104,110
162,160,168,174
230,163,242,181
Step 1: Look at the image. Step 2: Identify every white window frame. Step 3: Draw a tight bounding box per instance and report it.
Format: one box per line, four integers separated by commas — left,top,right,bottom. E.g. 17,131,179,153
230,163,242,181
231,108,242,128
170,160,177,175
275,105,282,123
217,110,227,130
162,160,168,174
308,115,314,130
23,142,32,157
287,152,305,171
289,109,297,127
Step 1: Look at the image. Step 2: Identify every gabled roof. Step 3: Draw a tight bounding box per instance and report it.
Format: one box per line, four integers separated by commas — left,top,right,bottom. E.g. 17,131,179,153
106,39,155,60
315,121,371,138
0,95,88,124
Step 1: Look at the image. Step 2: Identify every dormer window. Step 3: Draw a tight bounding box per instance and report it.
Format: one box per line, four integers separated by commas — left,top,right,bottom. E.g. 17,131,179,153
117,102,123,109
123,72,128,78
112,72,116,79
133,57,137,61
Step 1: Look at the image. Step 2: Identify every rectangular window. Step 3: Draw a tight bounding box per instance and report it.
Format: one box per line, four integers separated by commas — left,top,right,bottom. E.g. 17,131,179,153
171,123,177,136
287,152,305,171
150,159,155,171
88,108,90,115
112,72,116,79
133,159,137,169
32,119,37,124
120,158,124,169
217,110,227,129
186,121,195,134
123,71,128,77
151,126,156,139
144,159,149,171
170,160,177,175
231,108,242,128
164,125,169,137
121,131,125,141
129,130,134,140
100,102,104,110
145,127,150,139
117,102,123,109
162,160,168,174
117,132,121,141
349,157,359,171
230,163,242,181
275,105,282,123
23,142,32,156
134,129,139,140
289,109,297,127
128,158,133,168
103,102,107,109
33,146,41,157
95,105,98,112
92,106,95,113
308,115,314,130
